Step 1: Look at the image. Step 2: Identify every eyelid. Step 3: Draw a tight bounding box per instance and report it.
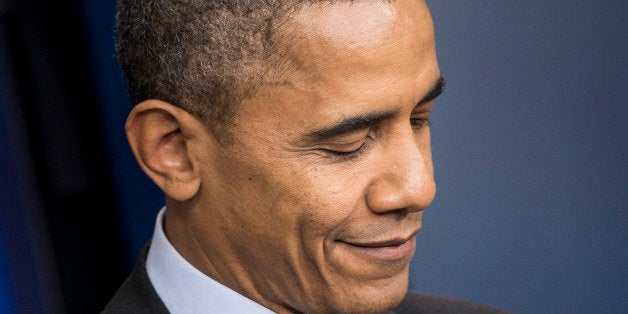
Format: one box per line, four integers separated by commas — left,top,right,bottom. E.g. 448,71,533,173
316,128,372,161
319,134,366,150
413,99,435,112
320,139,370,161
411,102,434,129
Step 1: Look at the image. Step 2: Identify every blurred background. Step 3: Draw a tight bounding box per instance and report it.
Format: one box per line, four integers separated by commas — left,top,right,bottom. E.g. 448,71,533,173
0,0,626,313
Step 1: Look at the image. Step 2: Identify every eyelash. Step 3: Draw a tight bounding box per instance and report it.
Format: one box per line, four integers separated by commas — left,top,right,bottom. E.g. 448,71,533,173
322,117,431,161
410,117,431,129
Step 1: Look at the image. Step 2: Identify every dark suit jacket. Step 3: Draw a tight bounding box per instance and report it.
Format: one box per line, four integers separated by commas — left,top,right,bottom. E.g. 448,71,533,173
103,246,508,314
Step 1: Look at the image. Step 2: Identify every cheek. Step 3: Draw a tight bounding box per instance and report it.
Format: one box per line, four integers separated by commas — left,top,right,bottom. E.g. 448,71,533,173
262,164,367,239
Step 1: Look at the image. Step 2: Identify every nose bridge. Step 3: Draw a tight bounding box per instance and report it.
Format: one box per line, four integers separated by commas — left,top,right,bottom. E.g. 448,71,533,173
366,129,435,213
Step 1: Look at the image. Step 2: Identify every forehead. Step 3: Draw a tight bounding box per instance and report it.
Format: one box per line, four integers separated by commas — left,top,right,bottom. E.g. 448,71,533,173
279,0,436,90
283,0,433,66
290,1,399,52
236,0,437,134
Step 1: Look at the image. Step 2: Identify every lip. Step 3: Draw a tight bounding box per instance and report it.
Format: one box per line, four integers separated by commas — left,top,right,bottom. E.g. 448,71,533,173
338,229,419,261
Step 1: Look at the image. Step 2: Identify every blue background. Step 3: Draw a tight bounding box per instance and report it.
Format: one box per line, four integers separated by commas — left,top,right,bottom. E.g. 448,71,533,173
1,0,626,313
411,1,628,313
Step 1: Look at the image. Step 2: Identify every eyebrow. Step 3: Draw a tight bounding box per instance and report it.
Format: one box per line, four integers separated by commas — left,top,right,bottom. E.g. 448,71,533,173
307,111,397,139
418,75,446,106
305,75,446,139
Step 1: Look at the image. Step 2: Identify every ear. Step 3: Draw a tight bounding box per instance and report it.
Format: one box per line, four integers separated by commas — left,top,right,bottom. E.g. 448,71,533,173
125,100,205,201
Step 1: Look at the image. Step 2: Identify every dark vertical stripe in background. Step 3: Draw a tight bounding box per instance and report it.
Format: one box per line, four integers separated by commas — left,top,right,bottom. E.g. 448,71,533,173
77,0,165,269
1,0,127,312
1,11,62,313
0,238,14,314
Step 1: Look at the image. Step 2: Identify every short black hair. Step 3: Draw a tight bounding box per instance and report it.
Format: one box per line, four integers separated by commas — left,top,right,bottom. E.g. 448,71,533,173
115,0,392,142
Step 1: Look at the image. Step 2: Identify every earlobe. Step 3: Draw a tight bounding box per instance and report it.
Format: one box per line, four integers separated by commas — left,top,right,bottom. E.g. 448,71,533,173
125,100,202,201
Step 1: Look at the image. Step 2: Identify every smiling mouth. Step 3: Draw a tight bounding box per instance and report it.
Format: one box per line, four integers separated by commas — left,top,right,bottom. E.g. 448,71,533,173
337,230,419,261
342,229,419,247
348,237,412,248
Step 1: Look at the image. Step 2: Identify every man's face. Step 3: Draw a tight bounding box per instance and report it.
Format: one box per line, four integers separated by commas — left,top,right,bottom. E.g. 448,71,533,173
193,0,440,312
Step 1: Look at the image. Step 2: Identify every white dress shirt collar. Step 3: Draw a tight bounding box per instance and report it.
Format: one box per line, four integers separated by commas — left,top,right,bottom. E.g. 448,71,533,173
146,207,275,314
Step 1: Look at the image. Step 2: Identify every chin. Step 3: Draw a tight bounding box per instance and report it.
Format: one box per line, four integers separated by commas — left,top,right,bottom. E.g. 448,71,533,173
331,291,407,314
322,272,410,314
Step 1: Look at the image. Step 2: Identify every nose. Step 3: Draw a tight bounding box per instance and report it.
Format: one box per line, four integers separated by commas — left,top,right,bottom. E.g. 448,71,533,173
365,130,436,214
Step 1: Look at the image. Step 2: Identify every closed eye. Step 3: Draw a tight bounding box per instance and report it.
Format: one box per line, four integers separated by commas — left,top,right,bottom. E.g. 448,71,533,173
319,137,371,161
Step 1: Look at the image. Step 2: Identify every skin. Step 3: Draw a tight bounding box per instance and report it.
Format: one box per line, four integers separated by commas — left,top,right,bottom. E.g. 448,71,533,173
125,0,441,313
